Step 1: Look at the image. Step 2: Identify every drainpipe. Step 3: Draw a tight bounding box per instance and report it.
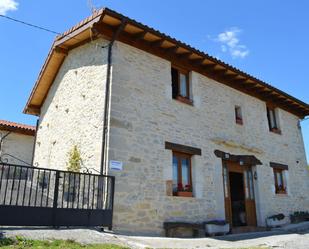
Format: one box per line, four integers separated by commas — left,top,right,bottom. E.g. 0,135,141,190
98,19,127,175
31,119,39,166
0,131,11,162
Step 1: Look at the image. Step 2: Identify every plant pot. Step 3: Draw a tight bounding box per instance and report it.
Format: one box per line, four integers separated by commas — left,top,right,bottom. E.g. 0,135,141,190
291,216,307,224
205,223,230,236
177,191,193,197
266,218,286,227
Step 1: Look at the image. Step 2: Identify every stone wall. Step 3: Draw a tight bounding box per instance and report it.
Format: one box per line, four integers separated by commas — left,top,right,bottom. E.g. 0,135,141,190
107,41,309,235
33,39,109,171
0,131,34,165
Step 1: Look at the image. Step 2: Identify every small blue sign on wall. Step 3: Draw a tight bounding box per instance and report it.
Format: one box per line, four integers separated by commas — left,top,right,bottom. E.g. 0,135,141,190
109,160,123,171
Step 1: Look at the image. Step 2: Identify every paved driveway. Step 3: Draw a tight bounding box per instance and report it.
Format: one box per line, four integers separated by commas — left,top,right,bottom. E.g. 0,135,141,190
1,227,309,249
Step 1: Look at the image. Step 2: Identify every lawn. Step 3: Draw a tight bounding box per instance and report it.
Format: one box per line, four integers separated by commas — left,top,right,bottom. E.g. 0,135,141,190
0,237,130,249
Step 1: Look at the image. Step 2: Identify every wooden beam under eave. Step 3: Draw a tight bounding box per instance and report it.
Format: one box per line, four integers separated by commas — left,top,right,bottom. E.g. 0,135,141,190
255,88,273,95
150,38,165,48
133,30,147,40
212,69,229,79
176,52,193,60
91,22,308,118
190,58,205,66
26,105,40,115
271,98,301,110
232,78,248,85
280,104,306,116
201,63,216,71
54,46,68,55
165,45,179,54
221,73,241,82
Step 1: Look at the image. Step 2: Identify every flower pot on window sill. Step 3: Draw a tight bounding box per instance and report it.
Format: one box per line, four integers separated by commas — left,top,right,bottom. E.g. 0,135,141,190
176,191,193,197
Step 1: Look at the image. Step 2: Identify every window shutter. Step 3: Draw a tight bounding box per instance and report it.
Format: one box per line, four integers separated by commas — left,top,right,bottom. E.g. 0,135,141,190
267,107,272,129
171,67,179,98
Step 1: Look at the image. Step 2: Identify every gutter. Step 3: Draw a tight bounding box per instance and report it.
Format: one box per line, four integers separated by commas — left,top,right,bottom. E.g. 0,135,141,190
98,19,127,175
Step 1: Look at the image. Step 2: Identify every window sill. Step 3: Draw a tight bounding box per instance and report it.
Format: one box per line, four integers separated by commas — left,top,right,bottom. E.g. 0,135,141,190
275,191,287,195
174,96,193,106
236,119,243,125
173,191,193,197
270,128,282,135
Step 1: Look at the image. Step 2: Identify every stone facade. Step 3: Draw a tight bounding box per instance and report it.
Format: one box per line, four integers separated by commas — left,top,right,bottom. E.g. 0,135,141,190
32,38,309,235
0,130,35,165
33,39,109,171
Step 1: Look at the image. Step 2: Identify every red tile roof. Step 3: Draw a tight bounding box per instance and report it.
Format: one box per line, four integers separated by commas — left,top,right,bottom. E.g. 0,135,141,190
0,120,36,136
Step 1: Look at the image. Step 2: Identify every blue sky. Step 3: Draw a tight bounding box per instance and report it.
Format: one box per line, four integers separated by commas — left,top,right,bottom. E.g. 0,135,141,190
0,0,308,161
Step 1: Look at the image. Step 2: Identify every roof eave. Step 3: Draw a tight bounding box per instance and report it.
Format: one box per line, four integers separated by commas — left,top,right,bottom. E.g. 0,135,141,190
24,8,309,118
23,10,106,116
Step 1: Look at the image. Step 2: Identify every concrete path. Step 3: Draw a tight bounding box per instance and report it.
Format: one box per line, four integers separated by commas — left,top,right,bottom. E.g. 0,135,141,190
1,225,309,249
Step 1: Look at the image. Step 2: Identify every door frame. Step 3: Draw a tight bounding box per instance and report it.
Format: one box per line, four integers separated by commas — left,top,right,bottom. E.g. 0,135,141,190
222,160,257,227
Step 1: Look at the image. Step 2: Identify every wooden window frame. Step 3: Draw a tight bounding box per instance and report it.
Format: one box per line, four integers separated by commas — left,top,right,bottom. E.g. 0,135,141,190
273,168,287,194
171,65,193,105
172,151,193,197
235,106,243,125
267,106,281,134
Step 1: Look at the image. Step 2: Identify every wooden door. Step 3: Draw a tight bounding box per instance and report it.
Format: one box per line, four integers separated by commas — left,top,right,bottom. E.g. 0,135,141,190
243,166,257,226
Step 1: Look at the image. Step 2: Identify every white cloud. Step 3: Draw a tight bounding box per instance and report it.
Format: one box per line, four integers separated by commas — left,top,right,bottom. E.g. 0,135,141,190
216,27,249,59
0,0,18,15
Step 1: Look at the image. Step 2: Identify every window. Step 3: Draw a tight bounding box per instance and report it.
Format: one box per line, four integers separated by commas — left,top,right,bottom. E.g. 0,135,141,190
270,162,288,195
235,106,243,125
273,168,287,194
267,107,281,134
171,66,192,105
172,152,192,197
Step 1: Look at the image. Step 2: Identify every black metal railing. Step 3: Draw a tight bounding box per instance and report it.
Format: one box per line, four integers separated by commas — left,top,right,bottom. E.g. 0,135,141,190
0,162,115,227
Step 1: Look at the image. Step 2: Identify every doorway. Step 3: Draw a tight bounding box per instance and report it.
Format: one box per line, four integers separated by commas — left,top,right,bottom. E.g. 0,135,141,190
229,172,246,226
223,161,257,228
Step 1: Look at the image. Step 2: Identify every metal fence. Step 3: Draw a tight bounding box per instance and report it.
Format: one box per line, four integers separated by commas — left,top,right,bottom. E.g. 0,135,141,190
0,162,115,228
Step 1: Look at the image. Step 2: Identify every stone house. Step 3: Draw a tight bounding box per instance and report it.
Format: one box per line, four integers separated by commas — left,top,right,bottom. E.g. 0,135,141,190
23,8,309,235
0,120,36,165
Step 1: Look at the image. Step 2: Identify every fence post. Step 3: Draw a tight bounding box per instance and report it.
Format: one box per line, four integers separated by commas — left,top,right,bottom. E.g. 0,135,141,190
52,171,60,228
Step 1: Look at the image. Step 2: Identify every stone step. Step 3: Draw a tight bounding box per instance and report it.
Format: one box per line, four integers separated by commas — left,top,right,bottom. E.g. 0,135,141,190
272,221,309,233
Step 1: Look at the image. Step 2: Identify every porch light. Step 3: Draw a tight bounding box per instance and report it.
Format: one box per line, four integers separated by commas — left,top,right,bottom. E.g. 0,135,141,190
254,171,258,180
224,153,230,159
239,160,244,165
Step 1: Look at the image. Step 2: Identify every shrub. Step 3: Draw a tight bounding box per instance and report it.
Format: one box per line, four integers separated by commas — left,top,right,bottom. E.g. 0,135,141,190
290,211,309,223
268,213,285,221
66,145,82,172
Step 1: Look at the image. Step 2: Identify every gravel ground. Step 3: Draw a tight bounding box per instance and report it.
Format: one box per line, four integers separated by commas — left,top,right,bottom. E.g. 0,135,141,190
1,227,309,249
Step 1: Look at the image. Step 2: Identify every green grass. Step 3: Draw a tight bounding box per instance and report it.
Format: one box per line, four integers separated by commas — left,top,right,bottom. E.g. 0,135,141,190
0,237,130,249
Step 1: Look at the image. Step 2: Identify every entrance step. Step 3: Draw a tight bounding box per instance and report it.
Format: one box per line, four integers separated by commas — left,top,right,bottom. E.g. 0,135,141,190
231,226,267,234
272,221,309,233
